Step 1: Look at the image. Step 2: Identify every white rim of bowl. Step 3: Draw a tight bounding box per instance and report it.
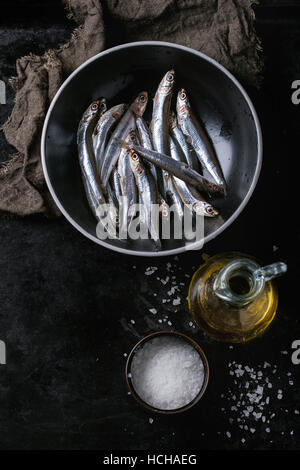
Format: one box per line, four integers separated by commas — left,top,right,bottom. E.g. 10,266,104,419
41,40,263,257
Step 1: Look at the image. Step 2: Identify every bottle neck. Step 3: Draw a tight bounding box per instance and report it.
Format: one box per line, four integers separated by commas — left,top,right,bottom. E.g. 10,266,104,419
213,259,264,307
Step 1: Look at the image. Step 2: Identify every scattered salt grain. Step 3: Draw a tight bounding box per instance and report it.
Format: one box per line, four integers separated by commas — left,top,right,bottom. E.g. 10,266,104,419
149,418,154,424
145,267,157,275
149,308,157,314
130,336,205,410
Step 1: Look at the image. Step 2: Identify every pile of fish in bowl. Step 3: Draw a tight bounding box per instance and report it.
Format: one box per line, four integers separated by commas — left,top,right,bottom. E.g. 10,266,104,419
77,69,226,250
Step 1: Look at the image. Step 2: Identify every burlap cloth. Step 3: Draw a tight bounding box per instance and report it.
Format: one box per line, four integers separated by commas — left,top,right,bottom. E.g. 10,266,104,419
0,0,263,218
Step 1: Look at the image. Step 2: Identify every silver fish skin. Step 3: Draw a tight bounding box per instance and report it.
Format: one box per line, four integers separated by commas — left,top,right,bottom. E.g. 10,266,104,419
166,178,184,220
118,131,138,233
176,88,226,191
83,178,118,238
130,143,222,194
101,92,148,188
169,111,200,172
107,171,121,210
150,70,175,197
136,116,157,182
129,150,161,249
77,99,106,205
93,103,126,175
169,136,218,217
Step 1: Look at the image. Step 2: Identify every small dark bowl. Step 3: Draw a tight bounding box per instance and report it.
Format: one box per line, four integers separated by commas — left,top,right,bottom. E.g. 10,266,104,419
41,41,262,256
125,331,209,414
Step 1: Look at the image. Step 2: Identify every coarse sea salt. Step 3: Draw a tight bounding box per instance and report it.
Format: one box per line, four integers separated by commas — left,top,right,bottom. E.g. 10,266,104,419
130,336,205,410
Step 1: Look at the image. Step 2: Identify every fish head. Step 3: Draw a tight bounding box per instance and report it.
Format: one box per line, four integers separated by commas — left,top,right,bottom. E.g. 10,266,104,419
82,99,102,123
129,149,143,173
98,97,107,115
158,69,175,95
132,91,148,116
193,201,219,217
111,103,127,119
176,88,190,120
125,130,137,145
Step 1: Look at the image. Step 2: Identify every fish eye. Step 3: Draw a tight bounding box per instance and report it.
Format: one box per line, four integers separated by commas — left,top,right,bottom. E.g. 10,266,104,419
206,206,214,214
91,103,98,111
180,91,186,100
100,102,106,109
139,94,146,103
132,152,139,161
166,72,174,82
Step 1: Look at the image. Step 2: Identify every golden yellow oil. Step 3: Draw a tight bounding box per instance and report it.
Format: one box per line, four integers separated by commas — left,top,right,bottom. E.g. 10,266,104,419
188,252,278,343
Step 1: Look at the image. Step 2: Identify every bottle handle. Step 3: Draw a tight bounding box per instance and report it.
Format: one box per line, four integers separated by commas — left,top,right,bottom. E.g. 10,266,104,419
254,262,287,282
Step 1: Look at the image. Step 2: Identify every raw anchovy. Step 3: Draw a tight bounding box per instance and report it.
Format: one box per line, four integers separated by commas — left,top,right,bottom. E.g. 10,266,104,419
93,103,126,175
129,149,161,249
176,88,226,191
118,131,138,233
169,136,218,217
106,184,120,230
110,166,122,207
101,91,148,188
83,178,118,238
157,193,170,220
136,116,157,182
77,99,106,205
129,143,222,194
169,111,200,172
150,70,175,197
166,178,184,220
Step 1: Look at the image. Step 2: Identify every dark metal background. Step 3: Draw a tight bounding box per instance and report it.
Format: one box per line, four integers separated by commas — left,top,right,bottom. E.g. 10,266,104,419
0,0,299,450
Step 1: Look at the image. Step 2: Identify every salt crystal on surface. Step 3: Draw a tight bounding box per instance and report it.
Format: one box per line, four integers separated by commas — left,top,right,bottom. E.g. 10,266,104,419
145,267,157,275
149,308,157,314
130,336,205,410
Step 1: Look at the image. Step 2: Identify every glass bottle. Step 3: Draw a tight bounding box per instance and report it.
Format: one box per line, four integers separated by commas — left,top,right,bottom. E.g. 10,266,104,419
188,252,287,343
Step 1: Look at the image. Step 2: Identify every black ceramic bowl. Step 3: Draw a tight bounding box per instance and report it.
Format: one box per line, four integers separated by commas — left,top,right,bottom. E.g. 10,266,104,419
41,41,262,256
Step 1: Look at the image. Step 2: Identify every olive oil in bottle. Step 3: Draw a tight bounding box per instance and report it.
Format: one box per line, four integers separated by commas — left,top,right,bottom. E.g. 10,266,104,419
188,252,287,343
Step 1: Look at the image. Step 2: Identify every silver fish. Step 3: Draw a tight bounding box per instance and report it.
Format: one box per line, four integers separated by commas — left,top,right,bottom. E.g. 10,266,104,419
77,99,106,205
150,70,175,197
129,149,161,249
157,193,170,220
166,178,184,220
169,111,200,172
82,177,118,239
176,88,226,192
93,103,126,175
110,166,122,207
101,91,148,188
136,116,157,182
169,136,218,217
130,143,222,194
118,131,138,234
